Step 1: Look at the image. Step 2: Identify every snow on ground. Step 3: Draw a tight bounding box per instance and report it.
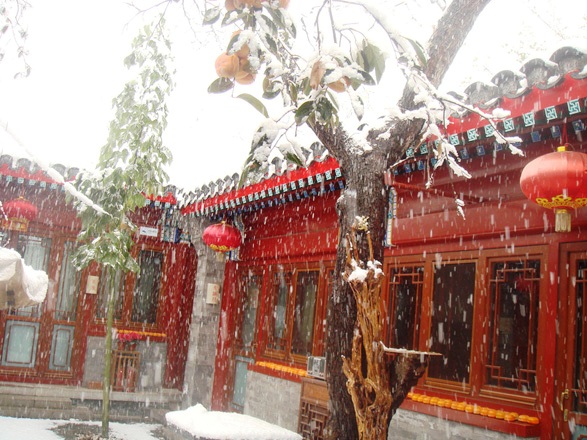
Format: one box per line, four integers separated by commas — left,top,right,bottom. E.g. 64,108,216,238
0,406,303,440
0,416,162,440
166,404,302,440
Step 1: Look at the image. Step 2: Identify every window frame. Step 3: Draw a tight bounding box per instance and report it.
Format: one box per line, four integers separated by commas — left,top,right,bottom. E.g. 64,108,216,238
384,262,425,351
93,243,167,332
95,267,127,322
478,251,545,404
385,246,547,406
259,262,331,365
130,248,164,325
426,259,477,392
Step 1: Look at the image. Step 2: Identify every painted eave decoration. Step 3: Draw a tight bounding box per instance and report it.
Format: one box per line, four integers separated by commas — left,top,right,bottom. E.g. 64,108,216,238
178,45,587,222
179,155,344,220
142,191,178,209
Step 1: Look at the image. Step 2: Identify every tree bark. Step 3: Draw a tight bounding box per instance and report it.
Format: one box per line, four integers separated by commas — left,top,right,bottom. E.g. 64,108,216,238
341,224,391,440
102,267,115,439
321,1,493,438
323,149,389,440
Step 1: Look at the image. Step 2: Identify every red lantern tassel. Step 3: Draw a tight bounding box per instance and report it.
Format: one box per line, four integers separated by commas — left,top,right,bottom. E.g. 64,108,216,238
555,209,571,233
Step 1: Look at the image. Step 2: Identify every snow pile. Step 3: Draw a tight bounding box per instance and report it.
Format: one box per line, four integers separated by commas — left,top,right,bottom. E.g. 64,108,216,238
0,247,48,309
165,404,302,440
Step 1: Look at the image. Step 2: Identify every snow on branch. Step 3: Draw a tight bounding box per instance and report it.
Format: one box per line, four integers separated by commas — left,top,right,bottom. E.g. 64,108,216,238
349,0,427,69
380,342,442,357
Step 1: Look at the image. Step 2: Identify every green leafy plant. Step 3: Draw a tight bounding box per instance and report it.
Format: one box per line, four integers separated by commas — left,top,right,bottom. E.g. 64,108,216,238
71,18,174,439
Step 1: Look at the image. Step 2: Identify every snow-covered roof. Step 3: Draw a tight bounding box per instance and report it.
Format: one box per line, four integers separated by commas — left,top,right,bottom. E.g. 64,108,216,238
0,155,179,209
0,155,79,184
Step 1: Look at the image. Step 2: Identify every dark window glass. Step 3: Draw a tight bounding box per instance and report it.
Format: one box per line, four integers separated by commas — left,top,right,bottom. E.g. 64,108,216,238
55,241,80,321
131,250,163,324
291,270,319,356
267,270,291,352
237,272,261,353
428,262,475,383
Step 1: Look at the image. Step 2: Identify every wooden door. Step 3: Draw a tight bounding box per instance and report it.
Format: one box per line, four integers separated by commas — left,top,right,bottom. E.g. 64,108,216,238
228,269,262,412
555,245,587,439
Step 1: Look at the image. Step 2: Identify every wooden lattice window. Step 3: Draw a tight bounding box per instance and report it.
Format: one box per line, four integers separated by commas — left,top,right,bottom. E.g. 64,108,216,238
486,258,540,392
572,261,587,413
54,241,80,322
96,249,164,326
9,234,51,318
96,268,126,321
387,265,424,350
298,378,329,440
299,400,328,440
131,250,163,324
266,270,292,354
263,268,321,361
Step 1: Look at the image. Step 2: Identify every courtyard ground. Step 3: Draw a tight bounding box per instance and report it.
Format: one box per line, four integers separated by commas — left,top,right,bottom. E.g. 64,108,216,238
0,416,165,440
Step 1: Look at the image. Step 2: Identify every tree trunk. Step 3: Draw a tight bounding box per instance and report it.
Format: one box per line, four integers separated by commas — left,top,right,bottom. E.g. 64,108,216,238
325,151,389,440
102,268,116,439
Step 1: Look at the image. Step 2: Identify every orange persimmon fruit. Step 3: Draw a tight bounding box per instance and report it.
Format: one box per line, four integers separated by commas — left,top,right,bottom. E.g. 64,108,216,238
215,53,240,78
235,71,256,85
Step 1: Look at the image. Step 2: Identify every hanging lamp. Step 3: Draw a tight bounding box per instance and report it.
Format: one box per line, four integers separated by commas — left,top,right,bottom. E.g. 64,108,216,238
2,197,38,232
202,222,242,252
520,146,587,232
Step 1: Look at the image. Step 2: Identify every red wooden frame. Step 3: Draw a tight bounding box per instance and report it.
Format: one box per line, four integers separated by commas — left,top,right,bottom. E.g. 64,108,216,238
0,175,196,390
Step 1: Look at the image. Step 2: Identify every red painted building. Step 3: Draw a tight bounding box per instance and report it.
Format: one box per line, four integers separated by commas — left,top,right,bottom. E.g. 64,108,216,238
179,46,587,438
0,157,196,398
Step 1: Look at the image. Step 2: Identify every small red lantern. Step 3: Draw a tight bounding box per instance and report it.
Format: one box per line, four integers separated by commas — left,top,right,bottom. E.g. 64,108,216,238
2,197,38,232
520,146,587,232
202,222,242,252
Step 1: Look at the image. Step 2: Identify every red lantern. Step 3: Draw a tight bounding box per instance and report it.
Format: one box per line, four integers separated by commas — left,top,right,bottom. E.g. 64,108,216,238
2,197,38,232
520,146,587,232
202,222,242,252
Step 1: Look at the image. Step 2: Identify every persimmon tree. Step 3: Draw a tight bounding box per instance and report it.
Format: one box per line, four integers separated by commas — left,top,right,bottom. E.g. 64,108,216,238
183,0,522,438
